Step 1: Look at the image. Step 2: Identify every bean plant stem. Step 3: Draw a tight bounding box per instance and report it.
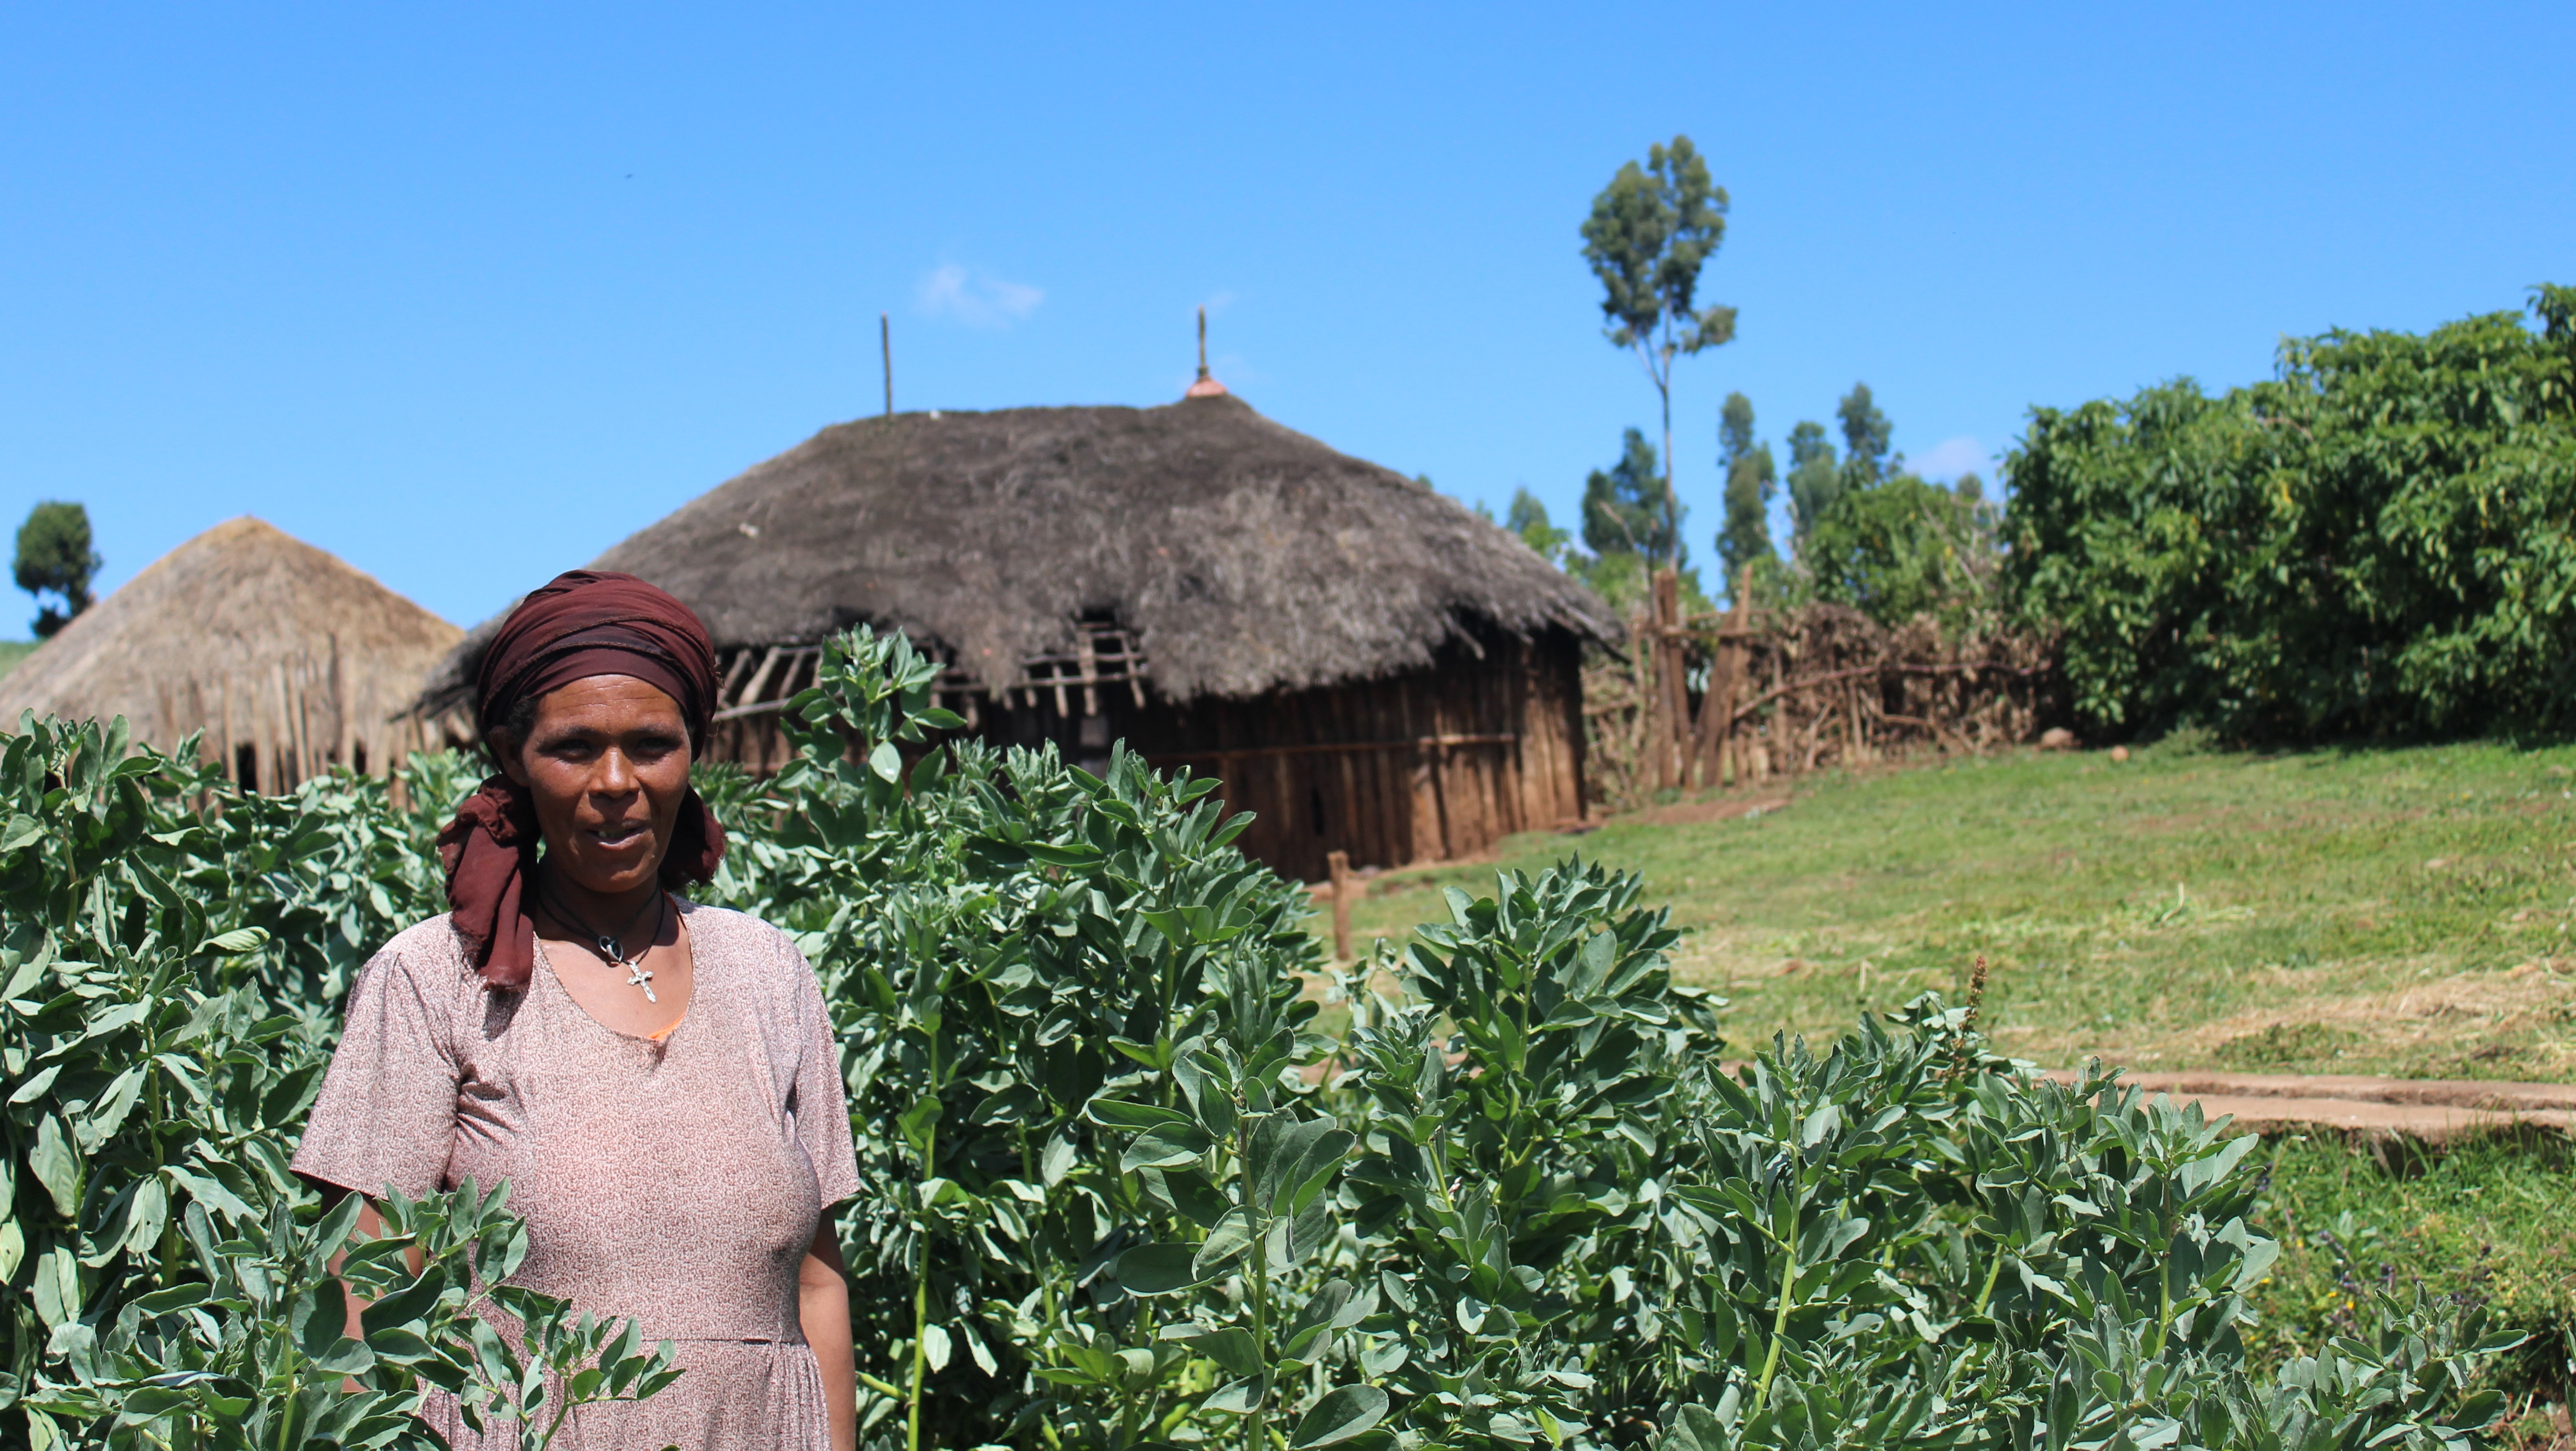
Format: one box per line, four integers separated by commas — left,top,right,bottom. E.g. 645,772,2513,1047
149,1068,179,1285
1974,1235,2007,1315
1017,1126,1063,1357
1239,1108,1269,1451
909,1040,941,1451
2150,1187,2177,1361
1750,1146,1801,1423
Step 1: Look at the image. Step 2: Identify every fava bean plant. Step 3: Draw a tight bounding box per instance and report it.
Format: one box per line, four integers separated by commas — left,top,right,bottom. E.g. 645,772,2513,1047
2,718,676,1449
3,629,2528,1450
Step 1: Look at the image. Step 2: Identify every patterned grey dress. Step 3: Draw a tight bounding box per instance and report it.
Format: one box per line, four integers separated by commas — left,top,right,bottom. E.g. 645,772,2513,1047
292,901,861,1450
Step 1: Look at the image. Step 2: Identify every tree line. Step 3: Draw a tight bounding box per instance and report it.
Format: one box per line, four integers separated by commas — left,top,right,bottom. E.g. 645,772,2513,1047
1507,380,1999,632
1505,134,1999,636
1525,132,2576,744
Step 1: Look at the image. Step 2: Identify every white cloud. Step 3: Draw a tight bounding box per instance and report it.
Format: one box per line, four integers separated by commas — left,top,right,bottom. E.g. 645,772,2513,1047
1909,435,1995,484
916,263,1045,328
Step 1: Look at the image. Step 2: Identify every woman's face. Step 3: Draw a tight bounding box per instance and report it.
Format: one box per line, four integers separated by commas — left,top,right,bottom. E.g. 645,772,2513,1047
498,674,693,898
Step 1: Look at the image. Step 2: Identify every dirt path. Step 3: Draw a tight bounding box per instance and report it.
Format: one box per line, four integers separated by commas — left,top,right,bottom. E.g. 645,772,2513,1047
2042,1068,2576,1144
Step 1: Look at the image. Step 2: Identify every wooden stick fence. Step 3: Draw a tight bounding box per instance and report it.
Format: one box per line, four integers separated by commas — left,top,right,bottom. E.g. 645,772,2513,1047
1585,569,2062,809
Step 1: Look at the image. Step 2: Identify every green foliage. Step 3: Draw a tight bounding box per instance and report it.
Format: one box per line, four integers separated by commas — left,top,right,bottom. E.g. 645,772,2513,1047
1506,490,1574,568
702,636,2516,1449
1562,551,1712,620
2,636,2534,1450
1717,394,1777,600
2004,287,2576,741
1763,384,1999,626
1579,136,1735,370
1580,135,1737,564
1834,384,1893,493
2252,1136,2576,1393
1641,1024,2512,1451
25,1183,680,1451
1786,423,1839,547
1803,472,2000,628
13,503,100,640
1582,428,1682,562
0,715,681,1449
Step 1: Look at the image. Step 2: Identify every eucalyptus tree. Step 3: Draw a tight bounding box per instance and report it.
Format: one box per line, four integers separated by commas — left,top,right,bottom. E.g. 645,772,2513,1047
1579,136,1736,568
1834,383,1894,492
1505,490,1573,568
1784,422,1838,550
1580,428,1677,563
1716,392,1777,597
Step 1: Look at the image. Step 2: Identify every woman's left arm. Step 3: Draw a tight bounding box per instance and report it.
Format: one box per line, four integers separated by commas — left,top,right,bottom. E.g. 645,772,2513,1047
800,1221,856,1451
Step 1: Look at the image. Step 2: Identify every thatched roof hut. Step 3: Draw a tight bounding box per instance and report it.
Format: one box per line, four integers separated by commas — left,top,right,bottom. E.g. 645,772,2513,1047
422,394,1615,877
2,517,461,789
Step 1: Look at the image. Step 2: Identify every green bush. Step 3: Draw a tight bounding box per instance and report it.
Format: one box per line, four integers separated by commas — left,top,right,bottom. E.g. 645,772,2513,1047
1,636,2533,1449
2004,286,2576,741
1799,473,2001,629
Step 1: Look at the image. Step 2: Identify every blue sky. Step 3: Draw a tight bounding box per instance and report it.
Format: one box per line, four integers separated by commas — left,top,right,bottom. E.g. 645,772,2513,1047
3,3,2569,631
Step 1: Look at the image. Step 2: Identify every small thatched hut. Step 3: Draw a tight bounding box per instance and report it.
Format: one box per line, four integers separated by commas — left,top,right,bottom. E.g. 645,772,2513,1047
418,394,1615,879
0,517,461,789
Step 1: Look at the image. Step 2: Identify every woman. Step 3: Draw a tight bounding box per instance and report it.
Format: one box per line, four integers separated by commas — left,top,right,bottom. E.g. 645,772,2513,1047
293,570,861,1451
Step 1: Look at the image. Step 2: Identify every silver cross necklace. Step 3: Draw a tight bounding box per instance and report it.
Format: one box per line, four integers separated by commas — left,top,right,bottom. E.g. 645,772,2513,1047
541,882,667,1003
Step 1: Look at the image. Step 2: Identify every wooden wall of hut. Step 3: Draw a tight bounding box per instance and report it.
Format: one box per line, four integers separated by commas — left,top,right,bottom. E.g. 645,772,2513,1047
1135,630,1587,883
205,648,452,793
701,626,1590,884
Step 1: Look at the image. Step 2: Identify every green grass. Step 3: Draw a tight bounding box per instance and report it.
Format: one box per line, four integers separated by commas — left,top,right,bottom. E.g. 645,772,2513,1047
0,640,36,681
1322,735,2576,1079
1301,736,2576,1412
2249,1135,2576,1396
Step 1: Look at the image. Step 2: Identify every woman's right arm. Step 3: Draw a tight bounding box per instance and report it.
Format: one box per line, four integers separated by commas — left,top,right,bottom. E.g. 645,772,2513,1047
292,945,462,1366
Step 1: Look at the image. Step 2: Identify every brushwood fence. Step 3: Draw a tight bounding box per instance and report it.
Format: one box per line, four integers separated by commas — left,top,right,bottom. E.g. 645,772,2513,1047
1586,571,2063,810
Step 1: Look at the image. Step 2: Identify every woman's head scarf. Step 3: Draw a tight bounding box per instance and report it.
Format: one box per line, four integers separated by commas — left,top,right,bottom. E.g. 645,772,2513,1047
436,570,728,989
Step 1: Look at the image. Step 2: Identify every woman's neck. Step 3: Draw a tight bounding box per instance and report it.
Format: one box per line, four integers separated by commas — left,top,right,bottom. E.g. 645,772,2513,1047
534,860,665,943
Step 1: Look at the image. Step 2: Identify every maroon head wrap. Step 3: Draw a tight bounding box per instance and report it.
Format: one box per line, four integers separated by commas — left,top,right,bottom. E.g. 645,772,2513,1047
436,570,728,989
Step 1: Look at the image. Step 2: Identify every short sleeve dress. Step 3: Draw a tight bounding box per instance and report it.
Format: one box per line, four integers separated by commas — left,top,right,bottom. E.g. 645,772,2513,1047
291,900,861,1451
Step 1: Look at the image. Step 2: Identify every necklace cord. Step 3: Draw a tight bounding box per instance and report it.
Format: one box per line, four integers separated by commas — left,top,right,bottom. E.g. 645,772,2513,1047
536,868,665,967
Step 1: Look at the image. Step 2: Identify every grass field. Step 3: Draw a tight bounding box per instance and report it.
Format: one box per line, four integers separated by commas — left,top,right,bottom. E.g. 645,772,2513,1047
2254,1134,2576,1400
0,640,36,681
1317,737,2576,1404
1323,734,2576,1080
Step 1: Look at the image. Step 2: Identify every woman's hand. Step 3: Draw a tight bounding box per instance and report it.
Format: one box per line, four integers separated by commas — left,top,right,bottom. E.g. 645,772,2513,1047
799,1220,857,1451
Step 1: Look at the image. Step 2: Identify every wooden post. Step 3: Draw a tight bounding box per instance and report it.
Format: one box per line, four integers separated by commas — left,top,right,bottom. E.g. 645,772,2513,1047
1652,569,1686,792
880,312,893,416
1692,565,1750,787
1328,850,1354,963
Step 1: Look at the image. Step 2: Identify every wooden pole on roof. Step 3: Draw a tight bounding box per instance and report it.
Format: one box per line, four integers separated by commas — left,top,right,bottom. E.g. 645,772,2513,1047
880,313,893,416
1196,306,1210,384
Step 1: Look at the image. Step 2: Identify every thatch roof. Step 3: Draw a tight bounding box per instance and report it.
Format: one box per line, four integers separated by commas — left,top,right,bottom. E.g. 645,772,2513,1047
1,517,462,785
419,394,1615,714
